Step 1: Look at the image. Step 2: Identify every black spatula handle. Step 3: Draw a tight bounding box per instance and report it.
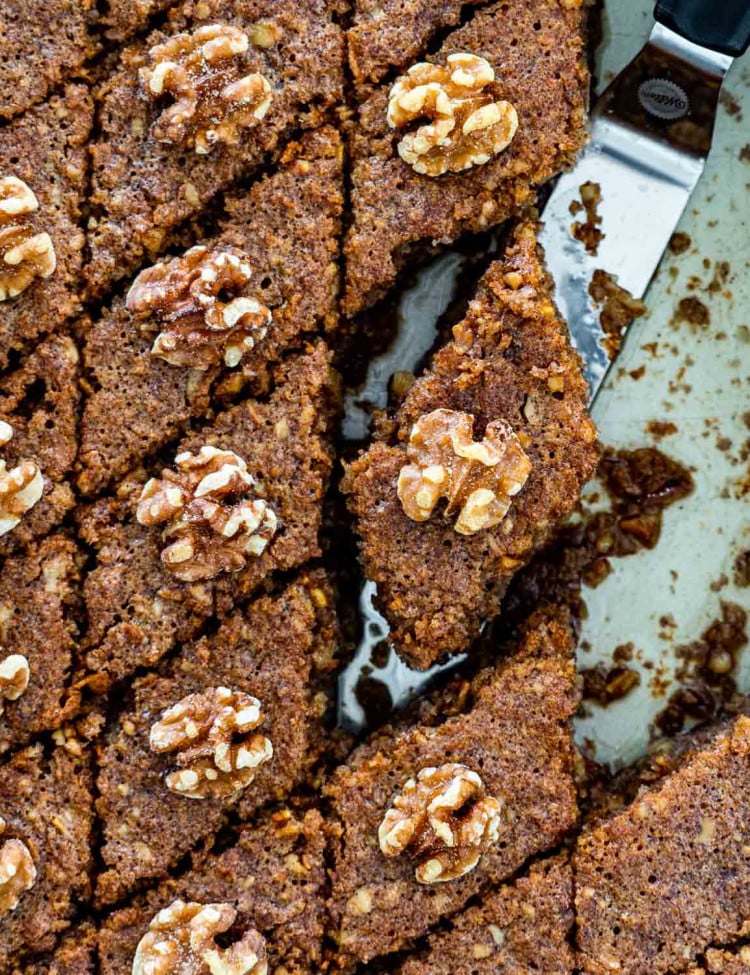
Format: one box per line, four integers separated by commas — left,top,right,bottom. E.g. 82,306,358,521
655,0,750,56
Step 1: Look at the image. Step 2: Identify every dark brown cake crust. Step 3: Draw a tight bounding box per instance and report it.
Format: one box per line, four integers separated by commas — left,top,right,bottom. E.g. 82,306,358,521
343,221,598,669
0,336,80,556
95,569,340,905
344,0,589,314
325,611,580,967
0,86,92,370
0,741,94,968
78,342,339,683
78,127,343,496
396,856,575,975
0,2,96,121
349,0,484,85
86,0,345,296
0,535,82,755
98,806,328,975
576,715,750,975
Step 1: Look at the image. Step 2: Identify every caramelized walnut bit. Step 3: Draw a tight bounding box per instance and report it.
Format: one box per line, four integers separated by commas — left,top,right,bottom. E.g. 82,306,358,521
379,764,502,884
141,24,273,154
387,53,518,177
397,409,531,535
127,246,272,369
0,420,44,537
589,270,647,359
133,900,268,975
150,686,273,800
0,176,56,301
0,817,37,916
0,654,30,716
136,446,278,582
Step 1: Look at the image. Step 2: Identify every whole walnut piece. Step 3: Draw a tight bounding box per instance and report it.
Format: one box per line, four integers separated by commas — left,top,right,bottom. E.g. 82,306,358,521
136,446,278,582
0,176,57,301
0,816,37,916
378,764,503,884
397,409,532,535
0,653,30,717
0,419,44,538
127,245,272,370
387,53,519,177
133,900,268,975
140,23,273,155
150,686,273,800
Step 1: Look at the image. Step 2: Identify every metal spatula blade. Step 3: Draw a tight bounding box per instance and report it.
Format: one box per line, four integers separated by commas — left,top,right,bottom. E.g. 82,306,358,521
540,13,740,399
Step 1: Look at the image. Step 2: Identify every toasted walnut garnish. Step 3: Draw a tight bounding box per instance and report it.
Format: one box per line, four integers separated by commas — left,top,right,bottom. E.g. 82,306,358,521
141,24,273,155
0,654,30,717
379,764,502,884
149,686,273,800
0,419,44,537
387,53,518,177
0,176,57,301
0,817,37,916
127,245,272,370
136,446,277,582
397,409,531,535
133,900,268,975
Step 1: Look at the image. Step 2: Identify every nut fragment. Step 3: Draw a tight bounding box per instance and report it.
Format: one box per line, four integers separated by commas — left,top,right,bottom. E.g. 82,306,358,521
136,446,278,582
127,246,272,369
387,53,518,176
0,654,30,717
0,817,37,916
397,409,531,535
0,419,44,537
379,764,502,883
150,686,273,799
140,23,273,154
0,176,56,301
133,899,268,975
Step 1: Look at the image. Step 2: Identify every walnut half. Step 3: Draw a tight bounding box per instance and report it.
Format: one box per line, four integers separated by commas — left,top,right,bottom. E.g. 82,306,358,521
379,764,503,883
0,816,37,916
387,53,519,177
141,23,273,155
397,409,531,535
0,176,57,301
136,446,278,582
0,653,30,717
133,900,268,975
0,419,44,537
127,245,272,370
150,686,273,800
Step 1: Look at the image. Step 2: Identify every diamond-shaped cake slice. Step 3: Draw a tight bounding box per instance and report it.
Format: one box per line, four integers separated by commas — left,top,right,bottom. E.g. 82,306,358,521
79,342,338,684
95,569,340,905
326,610,580,967
576,714,750,975
344,0,589,314
343,221,598,669
86,0,344,296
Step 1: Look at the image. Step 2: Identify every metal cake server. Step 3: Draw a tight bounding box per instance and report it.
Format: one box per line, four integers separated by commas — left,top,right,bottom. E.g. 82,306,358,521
540,0,750,399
